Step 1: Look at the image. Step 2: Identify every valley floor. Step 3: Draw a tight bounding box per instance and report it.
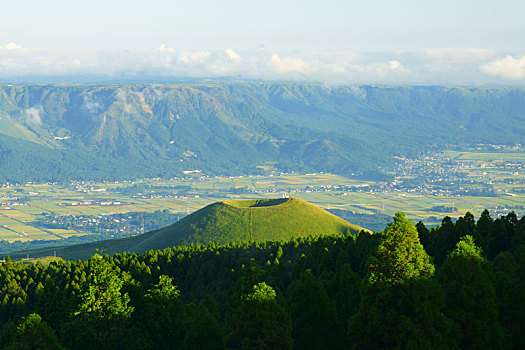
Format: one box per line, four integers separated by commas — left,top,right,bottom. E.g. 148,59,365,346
0,148,524,246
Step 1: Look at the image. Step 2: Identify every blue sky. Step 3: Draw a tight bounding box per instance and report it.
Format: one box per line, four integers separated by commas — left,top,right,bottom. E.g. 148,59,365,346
0,0,524,84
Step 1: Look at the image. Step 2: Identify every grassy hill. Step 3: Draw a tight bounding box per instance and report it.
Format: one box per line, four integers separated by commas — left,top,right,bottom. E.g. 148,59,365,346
9,198,364,260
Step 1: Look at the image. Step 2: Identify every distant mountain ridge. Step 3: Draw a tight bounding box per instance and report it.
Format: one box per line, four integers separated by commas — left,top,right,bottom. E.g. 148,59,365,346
0,83,524,182
10,198,364,260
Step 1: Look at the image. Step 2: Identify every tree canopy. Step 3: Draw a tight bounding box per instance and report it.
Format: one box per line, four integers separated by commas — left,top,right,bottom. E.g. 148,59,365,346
0,210,522,349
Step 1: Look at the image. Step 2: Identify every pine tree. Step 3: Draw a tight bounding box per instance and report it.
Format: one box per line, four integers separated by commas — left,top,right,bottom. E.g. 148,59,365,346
9,313,65,350
349,212,458,350
76,254,133,321
287,270,344,349
367,212,434,287
66,254,134,349
439,236,509,349
227,282,293,350
137,274,185,349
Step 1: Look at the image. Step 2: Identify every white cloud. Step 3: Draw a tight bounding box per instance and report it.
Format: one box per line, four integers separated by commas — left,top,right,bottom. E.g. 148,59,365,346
5,42,23,50
115,89,137,113
342,60,408,79
158,44,175,53
81,92,102,113
330,64,346,73
423,48,495,64
225,48,240,60
179,51,211,63
24,107,43,125
191,51,210,61
387,60,403,71
481,55,525,80
0,46,522,85
269,54,315,74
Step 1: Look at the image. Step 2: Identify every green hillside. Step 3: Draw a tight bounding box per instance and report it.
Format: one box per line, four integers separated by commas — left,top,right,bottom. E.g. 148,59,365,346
0,83,524,182
140,198,362,246
10,198,364,260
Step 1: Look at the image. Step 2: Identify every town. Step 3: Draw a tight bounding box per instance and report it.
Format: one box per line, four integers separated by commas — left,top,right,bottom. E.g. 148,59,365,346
0,145,523,250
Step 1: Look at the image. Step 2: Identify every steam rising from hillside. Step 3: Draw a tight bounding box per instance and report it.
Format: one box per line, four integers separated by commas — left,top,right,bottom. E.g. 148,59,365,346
82,93,102,114
24,107,43,125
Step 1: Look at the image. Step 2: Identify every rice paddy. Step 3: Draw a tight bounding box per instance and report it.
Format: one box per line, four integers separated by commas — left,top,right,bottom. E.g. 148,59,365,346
0,149,524,242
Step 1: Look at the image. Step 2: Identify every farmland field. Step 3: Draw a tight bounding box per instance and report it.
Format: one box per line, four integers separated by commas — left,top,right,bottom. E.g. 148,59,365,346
0,149,524,243
446,151,525,162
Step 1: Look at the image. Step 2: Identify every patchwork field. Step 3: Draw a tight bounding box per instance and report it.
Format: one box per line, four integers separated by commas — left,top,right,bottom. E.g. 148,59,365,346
446,151,525,162
0,149,524,243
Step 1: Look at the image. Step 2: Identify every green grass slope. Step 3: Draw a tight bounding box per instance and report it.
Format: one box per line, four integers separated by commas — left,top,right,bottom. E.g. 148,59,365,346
135,198,362,248
9,198,364,260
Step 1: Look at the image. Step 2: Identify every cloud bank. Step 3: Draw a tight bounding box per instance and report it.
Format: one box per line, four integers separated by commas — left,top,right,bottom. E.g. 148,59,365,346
481,55,525,80
0,42,524,85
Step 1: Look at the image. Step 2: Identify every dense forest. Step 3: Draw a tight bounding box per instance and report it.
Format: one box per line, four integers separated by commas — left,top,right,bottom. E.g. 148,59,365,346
0,210,523,349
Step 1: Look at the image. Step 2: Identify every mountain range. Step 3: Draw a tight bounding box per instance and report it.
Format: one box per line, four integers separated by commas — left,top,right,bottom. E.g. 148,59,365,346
0,82,524,182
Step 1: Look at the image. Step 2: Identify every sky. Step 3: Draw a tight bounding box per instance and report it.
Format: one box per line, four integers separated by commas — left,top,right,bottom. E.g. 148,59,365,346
0,0,524,85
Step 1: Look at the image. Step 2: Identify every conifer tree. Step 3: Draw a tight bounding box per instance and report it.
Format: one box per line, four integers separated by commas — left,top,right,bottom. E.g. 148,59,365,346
493,251,525,349
474,209,493,248
138,274,185,349
227,282,293,350
67,254,134,349
321,264,362,328
349,212,457,350
35,281,71,334
439,236,509,349
416,221,431,250
180,302,225,350
287,270,344,349
76,254,133,321
367,212,434,287
9,313,65,350
511,215,525,252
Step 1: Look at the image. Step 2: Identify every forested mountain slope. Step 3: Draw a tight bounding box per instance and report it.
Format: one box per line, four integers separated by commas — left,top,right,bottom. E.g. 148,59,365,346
0,210,523,349
0,83,524,182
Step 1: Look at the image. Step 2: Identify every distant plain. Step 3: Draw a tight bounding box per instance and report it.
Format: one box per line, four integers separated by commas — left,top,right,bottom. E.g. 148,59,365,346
0,149,523,243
